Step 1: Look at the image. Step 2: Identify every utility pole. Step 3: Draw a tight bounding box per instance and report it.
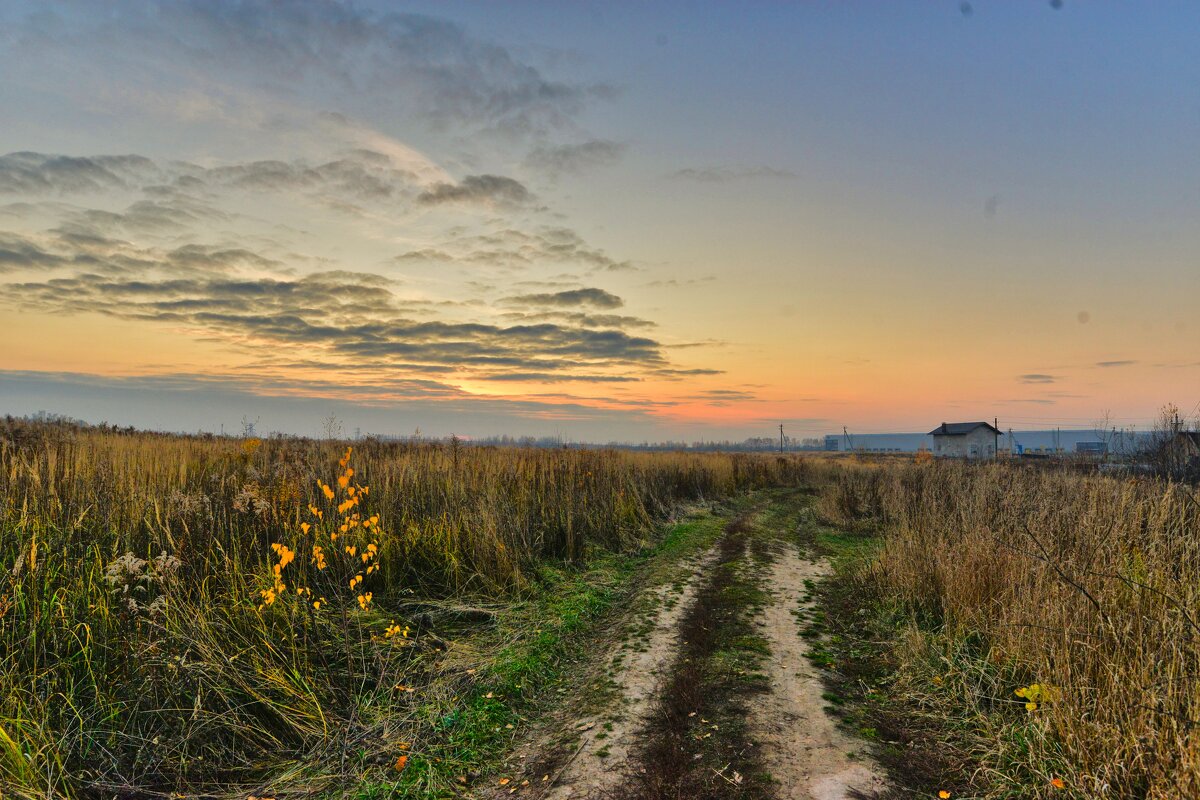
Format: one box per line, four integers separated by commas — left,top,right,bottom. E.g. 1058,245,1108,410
780,424,785,453
994,417,999,460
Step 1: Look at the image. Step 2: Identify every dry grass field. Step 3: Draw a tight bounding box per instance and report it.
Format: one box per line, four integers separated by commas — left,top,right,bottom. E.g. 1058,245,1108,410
812,457,1200,799
4,420,1198,800
0,419,806,798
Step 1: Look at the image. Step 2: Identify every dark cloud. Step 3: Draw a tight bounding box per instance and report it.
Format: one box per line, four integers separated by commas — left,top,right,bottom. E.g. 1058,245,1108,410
417,174,532,206
199,154,419,200
505,287,624,309
477,372,639,383
501,310,656,330
1151,360,1200,369
12,2,612,137
0,230,282,278
1096,360,1137,368
0,152,162,194
396,227,632,272
0,232,74,272
528,392,682,410
333,324,662,368
651,368,724,378
692,389,757,399
393,248,458,264
7,270,667,376
681,389,759,406
524,140,625,175
60,198,228,237
0,151,426,218
163,245,281,273
644,275,716,288
1019,373,1057,384
665,166,795,183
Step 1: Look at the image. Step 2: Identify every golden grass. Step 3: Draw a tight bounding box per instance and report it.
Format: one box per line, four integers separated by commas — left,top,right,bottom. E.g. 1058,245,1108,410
0,419,807,797
817,459,1200,798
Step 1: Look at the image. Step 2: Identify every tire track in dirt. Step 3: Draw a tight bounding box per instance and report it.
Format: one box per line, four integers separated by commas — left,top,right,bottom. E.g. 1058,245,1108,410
499,541,723,799
494,496,887,799
749,546,887,799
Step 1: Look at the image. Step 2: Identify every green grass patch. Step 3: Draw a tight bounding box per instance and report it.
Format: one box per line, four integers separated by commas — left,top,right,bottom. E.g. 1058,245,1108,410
346,502,738,798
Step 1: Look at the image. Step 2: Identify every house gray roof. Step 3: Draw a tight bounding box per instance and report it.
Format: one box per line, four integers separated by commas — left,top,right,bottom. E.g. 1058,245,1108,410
928,421,1002,436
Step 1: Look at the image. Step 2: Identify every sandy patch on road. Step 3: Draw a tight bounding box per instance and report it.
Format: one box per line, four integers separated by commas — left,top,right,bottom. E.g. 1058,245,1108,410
528,545,720,799
751,547,887,800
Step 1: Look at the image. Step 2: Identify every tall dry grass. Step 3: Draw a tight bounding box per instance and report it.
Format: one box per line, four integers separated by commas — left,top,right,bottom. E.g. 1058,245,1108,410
0,419,808,797
820,459,1200,798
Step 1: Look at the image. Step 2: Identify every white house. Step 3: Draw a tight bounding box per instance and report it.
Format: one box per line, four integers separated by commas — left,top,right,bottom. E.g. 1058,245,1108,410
928,421,1002,459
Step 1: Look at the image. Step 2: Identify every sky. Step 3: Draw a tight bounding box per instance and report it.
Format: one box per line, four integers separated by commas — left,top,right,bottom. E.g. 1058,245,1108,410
2,1,1198,440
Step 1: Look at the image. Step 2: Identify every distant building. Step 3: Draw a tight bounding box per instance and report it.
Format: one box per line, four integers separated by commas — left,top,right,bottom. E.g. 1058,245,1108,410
824,434,841,452
928,421,1002,459
1075,441,1108,457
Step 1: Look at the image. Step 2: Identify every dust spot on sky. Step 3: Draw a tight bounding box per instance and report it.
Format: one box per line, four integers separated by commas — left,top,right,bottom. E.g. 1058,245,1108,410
1077,311,1091,324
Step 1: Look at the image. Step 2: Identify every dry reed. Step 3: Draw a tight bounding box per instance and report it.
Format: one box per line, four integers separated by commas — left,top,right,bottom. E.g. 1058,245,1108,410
818,458,1200,798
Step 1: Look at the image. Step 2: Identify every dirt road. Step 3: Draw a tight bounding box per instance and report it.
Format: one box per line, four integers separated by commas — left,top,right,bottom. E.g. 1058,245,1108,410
751,548,886,799
485,494,887,800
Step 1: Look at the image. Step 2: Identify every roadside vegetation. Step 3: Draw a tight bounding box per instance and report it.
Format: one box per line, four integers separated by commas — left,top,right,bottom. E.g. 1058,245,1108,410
806,457,1200,799
0,418,807,798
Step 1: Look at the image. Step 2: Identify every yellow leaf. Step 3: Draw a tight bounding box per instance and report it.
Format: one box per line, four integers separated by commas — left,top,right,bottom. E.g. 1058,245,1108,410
499,778,511,786
393,755,408,772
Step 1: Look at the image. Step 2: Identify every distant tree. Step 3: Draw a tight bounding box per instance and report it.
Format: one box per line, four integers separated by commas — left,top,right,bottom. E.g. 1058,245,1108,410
321,412,344,441
1141,403,1200,478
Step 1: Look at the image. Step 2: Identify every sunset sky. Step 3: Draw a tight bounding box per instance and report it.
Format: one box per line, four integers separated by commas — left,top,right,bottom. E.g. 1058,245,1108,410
2,1,1198,440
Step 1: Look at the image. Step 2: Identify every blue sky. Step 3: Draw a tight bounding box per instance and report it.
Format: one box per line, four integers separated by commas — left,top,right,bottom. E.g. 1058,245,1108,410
2,1,1197,438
